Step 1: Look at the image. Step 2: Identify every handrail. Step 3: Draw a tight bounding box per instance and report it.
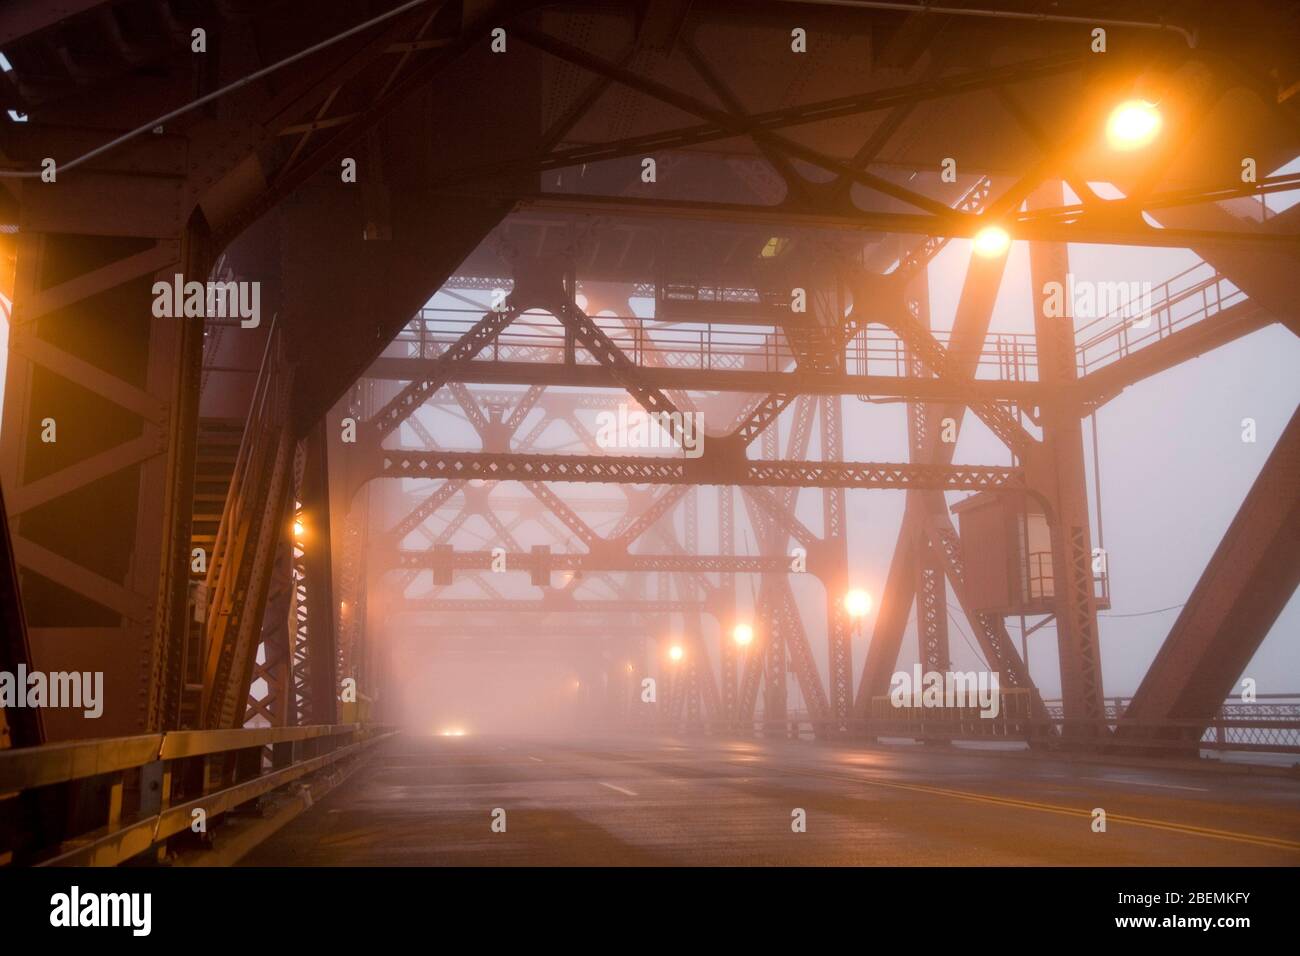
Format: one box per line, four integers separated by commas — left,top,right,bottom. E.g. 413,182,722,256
389,310,1042,381
205,315,281,605
200,313,290,726
0,722,370,792
0,723,393,866
1074,261,1247,376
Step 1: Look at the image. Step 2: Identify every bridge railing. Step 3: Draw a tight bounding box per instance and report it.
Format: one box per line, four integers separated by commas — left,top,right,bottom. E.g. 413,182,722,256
0,723,392,866
691,694,1300,755
390,309,1043,381
1074,260,1246,377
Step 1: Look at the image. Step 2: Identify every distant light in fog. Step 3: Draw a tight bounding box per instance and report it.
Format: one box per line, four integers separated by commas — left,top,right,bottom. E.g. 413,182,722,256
844,589,872,618
733,623,754,646
440,727,466,737
668,644,684,662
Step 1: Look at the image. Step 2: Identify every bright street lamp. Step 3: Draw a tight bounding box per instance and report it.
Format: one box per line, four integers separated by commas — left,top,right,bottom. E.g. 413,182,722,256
668,644,684,663
732,623,754,647
972,225,1010,258
1106,99,1161,151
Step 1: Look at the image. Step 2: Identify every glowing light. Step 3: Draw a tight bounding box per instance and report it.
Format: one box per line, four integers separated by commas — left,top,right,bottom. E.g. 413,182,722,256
844,588,872,619
972,225,1010,258
575,293,589,311
440,727,466,737
668,644,684,663
733,623,754,646
292,518,305,539
1106,99,1161,151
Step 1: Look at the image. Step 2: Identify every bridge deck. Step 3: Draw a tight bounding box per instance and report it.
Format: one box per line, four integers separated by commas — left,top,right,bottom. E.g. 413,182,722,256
241,736,1300,866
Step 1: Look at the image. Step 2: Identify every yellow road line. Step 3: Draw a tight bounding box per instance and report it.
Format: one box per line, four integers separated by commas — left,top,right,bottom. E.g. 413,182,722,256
781,768,1300,852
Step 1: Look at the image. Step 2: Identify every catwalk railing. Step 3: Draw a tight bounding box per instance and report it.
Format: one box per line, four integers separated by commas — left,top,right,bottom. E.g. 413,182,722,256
389,309,1043,382
0,723,391,866
1074,261,1244,377
394,260,1239,389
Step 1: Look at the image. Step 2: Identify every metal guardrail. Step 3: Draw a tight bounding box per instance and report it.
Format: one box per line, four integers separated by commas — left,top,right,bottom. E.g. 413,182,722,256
0,723,392,866
1074,261,1246,377
693,718,1300,755
1040,695,1300,753
671,695,1300,757
388,310,1043,382
398,259,1244,392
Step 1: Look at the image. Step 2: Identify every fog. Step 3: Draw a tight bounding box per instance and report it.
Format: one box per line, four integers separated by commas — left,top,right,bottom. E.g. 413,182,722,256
371,205,1300,739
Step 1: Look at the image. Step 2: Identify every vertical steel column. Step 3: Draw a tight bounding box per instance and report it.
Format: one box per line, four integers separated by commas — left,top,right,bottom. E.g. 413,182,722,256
1027,181,1106,735
759,424,787,735
905,280,950,681
299,419,338,724
245,520,294,727
915,530,950,675
289,446,311,723
821,394,852,733
717,485,737,729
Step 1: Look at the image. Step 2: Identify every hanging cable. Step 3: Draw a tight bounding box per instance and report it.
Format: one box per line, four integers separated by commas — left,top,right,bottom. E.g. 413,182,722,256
944,601,990,668
1100,603,1185,619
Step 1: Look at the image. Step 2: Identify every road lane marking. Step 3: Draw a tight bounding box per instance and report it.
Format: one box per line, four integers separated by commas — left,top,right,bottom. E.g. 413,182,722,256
1085,776,1208,792
598,782,638,797
774,768,1300,852
528,756,544,763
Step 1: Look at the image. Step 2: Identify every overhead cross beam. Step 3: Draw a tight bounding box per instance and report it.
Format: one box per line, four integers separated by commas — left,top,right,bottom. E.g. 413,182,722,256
393,550,791,575
374,449,1023,490
517,193,1300,250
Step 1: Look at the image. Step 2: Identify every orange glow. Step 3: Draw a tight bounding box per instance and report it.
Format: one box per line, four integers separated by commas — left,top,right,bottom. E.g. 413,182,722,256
668,644,684,663
1106,99,1161,150
733,623,754,646
972,225,1010,258
844,588,872,619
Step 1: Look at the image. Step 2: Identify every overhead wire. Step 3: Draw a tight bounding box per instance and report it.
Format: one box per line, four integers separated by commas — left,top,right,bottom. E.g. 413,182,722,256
0,0,436,178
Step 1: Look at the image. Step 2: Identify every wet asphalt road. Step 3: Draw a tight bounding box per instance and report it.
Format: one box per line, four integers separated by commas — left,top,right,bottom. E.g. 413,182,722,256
241,734,1300,866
